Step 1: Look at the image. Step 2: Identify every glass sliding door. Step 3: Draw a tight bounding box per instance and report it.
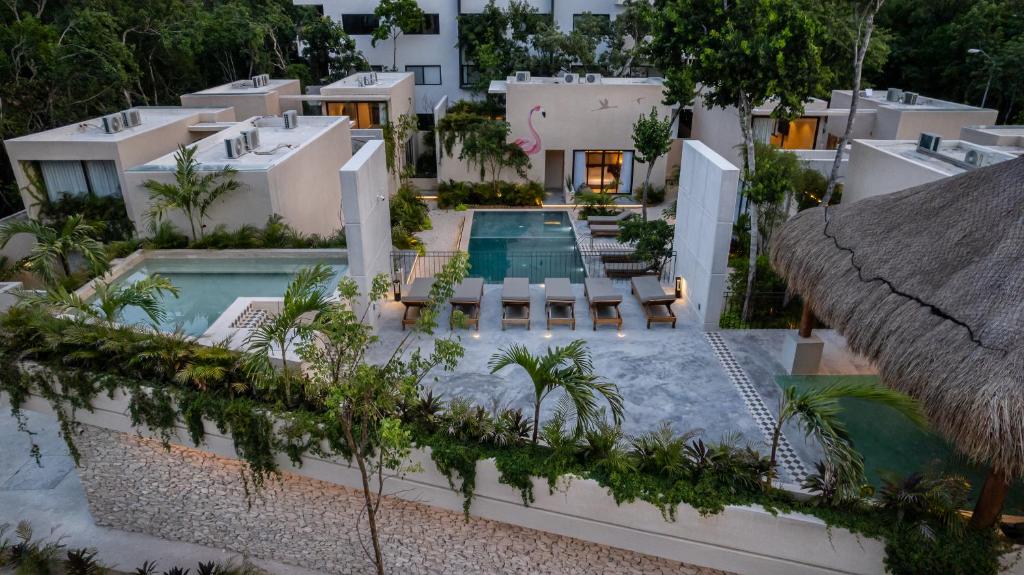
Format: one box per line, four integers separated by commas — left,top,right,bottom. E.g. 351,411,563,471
572,150,634,194
324,101,389,129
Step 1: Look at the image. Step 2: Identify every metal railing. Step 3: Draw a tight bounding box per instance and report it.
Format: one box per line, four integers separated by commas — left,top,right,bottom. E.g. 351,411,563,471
393,249,676,286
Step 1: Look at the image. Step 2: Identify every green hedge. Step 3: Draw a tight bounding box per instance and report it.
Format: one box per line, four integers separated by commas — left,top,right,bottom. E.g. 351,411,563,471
437,180,544,209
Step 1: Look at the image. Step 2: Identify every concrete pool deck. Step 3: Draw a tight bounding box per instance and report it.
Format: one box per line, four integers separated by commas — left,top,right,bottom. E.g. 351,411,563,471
367,282,877,483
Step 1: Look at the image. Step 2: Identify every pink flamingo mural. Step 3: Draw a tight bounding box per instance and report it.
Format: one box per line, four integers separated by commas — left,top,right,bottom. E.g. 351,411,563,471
514,105,545,155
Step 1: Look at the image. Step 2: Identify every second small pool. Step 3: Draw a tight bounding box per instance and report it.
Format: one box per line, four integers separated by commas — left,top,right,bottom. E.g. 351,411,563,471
467,211,586,283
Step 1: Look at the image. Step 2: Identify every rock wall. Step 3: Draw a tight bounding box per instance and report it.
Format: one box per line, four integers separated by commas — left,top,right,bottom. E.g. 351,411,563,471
76,425,727,575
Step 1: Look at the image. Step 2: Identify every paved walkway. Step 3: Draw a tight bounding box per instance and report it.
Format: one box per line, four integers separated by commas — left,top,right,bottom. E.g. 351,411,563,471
0,400,321,575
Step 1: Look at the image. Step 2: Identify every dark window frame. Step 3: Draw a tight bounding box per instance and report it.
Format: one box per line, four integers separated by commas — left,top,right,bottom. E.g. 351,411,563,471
406,64,442,86
573,149,634,194
341,14,379,35
407,13,441,35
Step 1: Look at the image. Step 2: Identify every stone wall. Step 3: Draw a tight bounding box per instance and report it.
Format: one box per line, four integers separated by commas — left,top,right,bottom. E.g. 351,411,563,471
76,425,726,575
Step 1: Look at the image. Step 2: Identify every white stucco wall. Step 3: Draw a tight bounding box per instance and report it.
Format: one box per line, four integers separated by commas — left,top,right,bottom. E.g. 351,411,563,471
842,140,948,204
340,140,393,328
0,211,35,265
673,141,739,331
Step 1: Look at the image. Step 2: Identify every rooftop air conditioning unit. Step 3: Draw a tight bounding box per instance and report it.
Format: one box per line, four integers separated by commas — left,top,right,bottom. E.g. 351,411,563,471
514,71,531,83
102,113,124,134
585,73,602,84
121,109,142,128
225,135,247,159
241,128,260,151
886,88,903,102
562,73,578,84
917,132,941,153
261,73,271,85
283,110,299,129
371,72,378,83
964,149,983,167
864,88,874,98
902,91,919,105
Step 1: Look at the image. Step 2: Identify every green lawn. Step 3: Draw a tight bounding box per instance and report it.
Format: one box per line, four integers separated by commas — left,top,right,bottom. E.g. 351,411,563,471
777,375,1022,515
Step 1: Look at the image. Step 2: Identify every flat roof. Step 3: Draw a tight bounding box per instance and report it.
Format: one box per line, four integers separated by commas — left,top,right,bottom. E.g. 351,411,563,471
491,75,664,94
128,115,345,172
965,125,1024,138
835,89,987,112
188,78,298,96
6,107,233,144
321,72,411,92
865,139,1018,177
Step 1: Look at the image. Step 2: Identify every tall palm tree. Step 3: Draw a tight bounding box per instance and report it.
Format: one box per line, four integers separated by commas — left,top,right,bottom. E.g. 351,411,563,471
489,339,624,444
243,264,336,404
20,275,180,327
768,381,926,489
0,214,108,287
144,144,242,240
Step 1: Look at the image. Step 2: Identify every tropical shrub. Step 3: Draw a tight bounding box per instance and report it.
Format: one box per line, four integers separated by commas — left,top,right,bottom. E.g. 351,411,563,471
156,216,346,250
436,180,543,208
576,189,619,219
32,191,135,243
632,183,666,206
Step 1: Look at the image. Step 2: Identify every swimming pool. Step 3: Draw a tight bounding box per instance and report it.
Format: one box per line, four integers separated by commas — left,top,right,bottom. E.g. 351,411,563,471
467,211,586,283
103,255,348,337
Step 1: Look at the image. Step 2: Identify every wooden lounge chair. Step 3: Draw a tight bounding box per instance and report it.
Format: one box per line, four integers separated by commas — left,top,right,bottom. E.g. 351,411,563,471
501,277,531,330
590,224,621,237
584,277,623,331
632,275,676,329
401,277,435,330
449,277,484,331
544,277,576,330
605,261,657,278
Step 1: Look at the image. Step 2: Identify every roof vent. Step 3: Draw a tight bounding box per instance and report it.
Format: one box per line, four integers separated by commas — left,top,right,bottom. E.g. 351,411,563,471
917,132,941,153
886,88,903,102
102,113,124,134
514,71,531,83
225,135,247,159
283,110,299,129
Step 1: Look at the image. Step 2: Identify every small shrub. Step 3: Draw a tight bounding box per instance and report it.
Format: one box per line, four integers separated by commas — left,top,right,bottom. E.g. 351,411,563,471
144,216,345,251
36,192,135,243
633,183,666,206
576,189,619,219
436,180,543,209
391,185,431,233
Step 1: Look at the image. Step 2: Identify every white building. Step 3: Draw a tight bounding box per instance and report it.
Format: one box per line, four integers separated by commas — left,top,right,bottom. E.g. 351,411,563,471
296,0,633,115
123,116,353,237
180,77,302,118
843,126,1023,204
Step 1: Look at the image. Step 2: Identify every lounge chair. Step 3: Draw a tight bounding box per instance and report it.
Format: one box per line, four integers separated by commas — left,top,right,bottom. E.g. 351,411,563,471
584,277,622,331
587,211,629,225
544,277,576,330
501,277,531,330
590,224,621,237
605,261,657,278
401,277,435,330
449,277,484,331
631,275,676,329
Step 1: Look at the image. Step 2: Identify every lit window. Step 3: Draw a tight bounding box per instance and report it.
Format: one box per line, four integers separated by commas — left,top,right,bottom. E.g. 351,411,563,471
324,101,389,129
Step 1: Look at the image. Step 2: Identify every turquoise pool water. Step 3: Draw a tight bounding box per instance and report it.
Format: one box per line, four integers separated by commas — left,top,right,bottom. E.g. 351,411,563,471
778,375,1022,514
106,257,348,337
468,211,585,283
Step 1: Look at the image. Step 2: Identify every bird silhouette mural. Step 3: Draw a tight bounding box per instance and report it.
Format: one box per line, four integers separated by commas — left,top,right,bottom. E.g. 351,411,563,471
514,105,545,155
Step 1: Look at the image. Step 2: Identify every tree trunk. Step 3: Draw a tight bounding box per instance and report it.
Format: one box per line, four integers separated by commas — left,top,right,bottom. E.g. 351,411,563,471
766,423,782,489
532,399,542,445
799,301,814,338
641,163,654,221
738,94,759,323
344,421,387,575
970,467,1008,530
60,255,71,278
823,3,880,205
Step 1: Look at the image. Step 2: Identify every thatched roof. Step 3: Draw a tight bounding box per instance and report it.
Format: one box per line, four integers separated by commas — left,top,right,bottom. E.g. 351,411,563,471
771,157,1024,477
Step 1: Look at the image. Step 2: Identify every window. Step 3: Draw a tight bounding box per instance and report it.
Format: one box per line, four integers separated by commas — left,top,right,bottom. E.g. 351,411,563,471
572,150,634,194
37,160,121,201
341,14,378,35
406,65,442,86
572,13,611,33
407,13,440,35
770,117,819,150
677,110,693,139
324,101,389,129
416,113,434,130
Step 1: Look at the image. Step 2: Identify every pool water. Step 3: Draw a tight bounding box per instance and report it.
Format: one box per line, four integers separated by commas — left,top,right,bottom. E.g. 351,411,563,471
105,257,348,337
778,375,1022,514
468,211,586,283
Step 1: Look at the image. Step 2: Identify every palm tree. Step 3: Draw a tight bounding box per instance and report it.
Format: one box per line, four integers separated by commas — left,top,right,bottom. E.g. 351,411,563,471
0,215,108,287
243,264,335,404
489,339,624,444
144,144,242,240
20,275,180,327
767,381,926,489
